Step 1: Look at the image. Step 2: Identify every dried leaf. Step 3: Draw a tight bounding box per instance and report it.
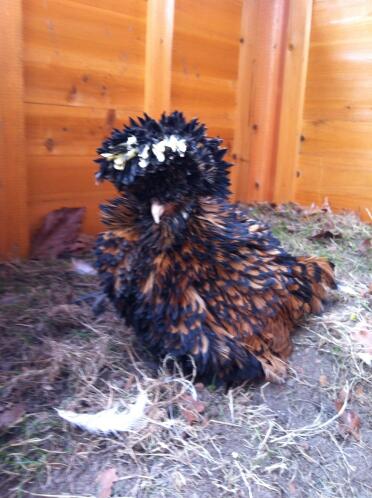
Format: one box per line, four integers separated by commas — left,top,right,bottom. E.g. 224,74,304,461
335,388,349,413
47,304,82,324
71,258,97,276
309,229,342,241
301,203,323,217
368,282,372,295
96,467,118,498
358,238,372,255
338,410,361,441
275,202,302,214
288,481,298,495
68,233,95,254
319,374,328,386
194,382,205,392
355,385,365,398
321,197,333,214
179,394,206,425
0,404,26,429
351,322,372,366
301,198,332,217
31,207,86,259
334,390,361,441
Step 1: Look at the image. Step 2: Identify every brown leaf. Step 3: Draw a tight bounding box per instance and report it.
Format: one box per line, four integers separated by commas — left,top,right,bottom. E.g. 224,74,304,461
288,481,298,495
179,394,206,425
355,385,365,398
309,229,342,241
0,404,26,430
30,207,86,259
334,390,362,441
301,198,332,217
68,233,95,254
338,410,361,441
48,304,82,318
358,238,372,255
321,197,333,214
319,374,328,386
96,467,118,498
335,388,349,413
301,203,323,217
351,322,372,366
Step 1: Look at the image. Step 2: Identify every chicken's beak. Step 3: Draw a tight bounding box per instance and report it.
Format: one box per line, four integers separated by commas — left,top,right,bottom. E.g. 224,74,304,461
151,202,165,224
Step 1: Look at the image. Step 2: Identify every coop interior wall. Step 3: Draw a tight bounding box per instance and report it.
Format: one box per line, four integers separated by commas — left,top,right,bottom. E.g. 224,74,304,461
0,0,371,259
296,0,372,218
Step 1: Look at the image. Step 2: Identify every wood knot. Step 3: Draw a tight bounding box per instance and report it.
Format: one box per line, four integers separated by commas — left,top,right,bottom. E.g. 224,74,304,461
44,138,55,152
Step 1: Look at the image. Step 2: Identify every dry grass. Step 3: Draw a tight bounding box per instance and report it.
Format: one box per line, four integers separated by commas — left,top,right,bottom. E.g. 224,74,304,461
0,203,371,498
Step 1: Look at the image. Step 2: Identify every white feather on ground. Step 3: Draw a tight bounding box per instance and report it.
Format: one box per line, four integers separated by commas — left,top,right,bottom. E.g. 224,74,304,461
71,258,97,276
56,391,149,434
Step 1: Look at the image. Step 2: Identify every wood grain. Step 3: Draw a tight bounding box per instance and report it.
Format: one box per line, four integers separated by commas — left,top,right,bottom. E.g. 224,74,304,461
24,0,145,110
144,0,175,117
297,0,372,219
23,0,146,240
25,103,142,157
0,0,29,258
171,0,241,189
232,0,288,202
273,0,313,203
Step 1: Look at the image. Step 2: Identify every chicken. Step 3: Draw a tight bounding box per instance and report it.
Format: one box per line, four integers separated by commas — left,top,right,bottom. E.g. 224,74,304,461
94,112,336,385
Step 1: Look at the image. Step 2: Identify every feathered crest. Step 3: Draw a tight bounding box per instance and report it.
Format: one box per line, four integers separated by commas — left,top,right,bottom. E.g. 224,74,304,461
95,111,232,199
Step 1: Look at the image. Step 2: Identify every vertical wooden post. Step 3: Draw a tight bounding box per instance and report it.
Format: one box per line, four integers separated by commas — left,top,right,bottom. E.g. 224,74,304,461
0,0,29,259
144,0,175,118
273,0,313,203
232,0,288,203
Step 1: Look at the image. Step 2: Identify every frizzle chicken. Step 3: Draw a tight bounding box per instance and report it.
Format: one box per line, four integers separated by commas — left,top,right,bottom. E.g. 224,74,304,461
95,112,336,385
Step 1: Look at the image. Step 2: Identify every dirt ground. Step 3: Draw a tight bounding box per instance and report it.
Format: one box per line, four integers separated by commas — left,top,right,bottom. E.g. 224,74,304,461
0,203,371,498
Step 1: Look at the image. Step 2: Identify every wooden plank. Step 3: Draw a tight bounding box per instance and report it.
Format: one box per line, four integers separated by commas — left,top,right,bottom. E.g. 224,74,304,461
230,0,255,198
301,120,372,153
28,156,113,198
172,0,241,193
310,0,372,29
171,73,236,118
0,0,29,258
24,0,146,109
296,0,372,220
144,0,175,117
173,0,242,41
296,154,372,205
24,63,144,110
24,0,146,65
25,103,143,157
172,29,240,81
71,0,146,18
273,0,313,203
232,0,288,202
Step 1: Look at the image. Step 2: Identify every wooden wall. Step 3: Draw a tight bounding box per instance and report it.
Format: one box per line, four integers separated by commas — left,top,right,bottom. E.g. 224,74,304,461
24,0,146,238
1,0,371,259
171,0,241,157
295,0,372,219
